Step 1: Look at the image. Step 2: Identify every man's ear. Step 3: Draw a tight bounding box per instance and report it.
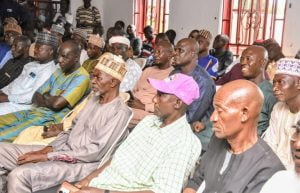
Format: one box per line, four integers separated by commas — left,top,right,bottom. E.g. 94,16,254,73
110,78,119,88
174,98,183,110
241,107,249,123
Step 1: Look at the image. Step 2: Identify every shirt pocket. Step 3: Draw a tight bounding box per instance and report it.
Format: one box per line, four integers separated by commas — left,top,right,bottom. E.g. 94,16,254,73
21,71,38,90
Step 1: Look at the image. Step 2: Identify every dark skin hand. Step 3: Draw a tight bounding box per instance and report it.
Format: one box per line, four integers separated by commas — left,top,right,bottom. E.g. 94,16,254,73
32,92,69,111
127,97,145,110
42,123,64,139
17,146,53,165
0,93,9,103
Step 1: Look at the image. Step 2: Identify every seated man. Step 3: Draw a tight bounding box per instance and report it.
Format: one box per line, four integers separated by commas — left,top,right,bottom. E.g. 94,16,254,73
82,34,105,74
108,36,142,92
0,52,132,193
0,35,32,89
172,38,216,150
209,34,233,77
0,22,22,69
72,28,89,65
0,40,90,142
196,29,219,79
0,32,58,115
183,80,285,193
128,41,174,127
263,58,300,170
240,45,277,135
260,120,300,193
74,73,202,193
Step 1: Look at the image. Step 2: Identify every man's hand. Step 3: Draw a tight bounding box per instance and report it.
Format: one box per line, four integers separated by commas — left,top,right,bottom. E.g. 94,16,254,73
17,153,48,165
192,121,206,133
183,188,197,193
42,123,64,138
127,98,145,110
0,93,9,103
75,187,104,193
75,176,92,189
17,146,53,165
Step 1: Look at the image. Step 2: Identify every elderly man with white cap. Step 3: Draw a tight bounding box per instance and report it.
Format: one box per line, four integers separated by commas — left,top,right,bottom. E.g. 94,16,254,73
109,35,142,92
264,58,300,170
70,73,202,193
0,52,133,193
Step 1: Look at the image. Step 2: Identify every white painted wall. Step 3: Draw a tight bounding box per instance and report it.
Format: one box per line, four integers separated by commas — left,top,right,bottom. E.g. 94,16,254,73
70,0,133,35
168,0,223,44
282,0,300,57
69,0,299,56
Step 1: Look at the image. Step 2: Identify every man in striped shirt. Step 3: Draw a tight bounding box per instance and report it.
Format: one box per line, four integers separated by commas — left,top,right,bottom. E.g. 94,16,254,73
76,0,101,35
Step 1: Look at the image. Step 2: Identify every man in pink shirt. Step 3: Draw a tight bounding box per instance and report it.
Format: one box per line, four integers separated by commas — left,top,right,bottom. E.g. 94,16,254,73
128,41,174,128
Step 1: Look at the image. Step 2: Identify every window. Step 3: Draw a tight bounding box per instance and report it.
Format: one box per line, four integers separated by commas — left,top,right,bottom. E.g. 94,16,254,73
134,0,170,39
222,0,287,56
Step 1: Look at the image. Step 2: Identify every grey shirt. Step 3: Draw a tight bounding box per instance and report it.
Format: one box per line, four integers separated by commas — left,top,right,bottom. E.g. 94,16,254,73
186,135,285,193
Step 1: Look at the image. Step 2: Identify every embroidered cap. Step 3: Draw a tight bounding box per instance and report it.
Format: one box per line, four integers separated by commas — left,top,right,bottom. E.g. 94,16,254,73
4,17,18,25
275,58,300,77
148,73,200,105
198,29,212,42
109,36,130,47
4,23,22,35
88,34,105,48
50,24,65,35
95,52,127,81
73,28,88,40
36,32,59,49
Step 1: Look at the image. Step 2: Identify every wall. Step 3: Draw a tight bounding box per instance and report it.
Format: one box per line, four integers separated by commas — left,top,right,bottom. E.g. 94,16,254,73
168,0,223,44
282,0,300,57
70,0,133,35
69,0,299,56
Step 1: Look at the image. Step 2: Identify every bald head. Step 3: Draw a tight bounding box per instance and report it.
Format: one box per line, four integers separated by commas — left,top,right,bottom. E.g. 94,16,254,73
173,38,199,67
240,45,268,80
217,80,264,118
60,40,81,56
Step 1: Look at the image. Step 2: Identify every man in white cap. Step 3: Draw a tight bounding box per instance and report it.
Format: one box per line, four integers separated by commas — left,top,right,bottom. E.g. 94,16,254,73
264,58,300,170
82,34,105,74
72,73,201,193
0,52,132,193
0,32,58,115
109,35,142,92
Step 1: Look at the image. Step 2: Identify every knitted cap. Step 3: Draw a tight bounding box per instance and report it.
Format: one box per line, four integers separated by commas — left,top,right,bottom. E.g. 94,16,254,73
50,24,65,35
198,29,213,42
275,58,300,77
95,52,127,81
88,34,105,48
4,23,22,35
36,32,59,49
73,28,88,40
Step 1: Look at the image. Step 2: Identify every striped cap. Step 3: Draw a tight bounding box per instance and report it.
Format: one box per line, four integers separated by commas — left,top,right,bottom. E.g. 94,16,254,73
73,28,88,40
198,29,213,42
4,23,22,35
95,52,127,81
51,24,65,35
36,32,59,49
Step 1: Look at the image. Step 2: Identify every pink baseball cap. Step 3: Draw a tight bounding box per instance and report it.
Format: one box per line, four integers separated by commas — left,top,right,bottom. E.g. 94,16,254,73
148,73,200,105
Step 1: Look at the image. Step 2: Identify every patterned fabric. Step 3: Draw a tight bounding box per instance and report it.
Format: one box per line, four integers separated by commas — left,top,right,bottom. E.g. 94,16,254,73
36,32,59,49
96,53,127,81
50,24,65,35
275,58,300,77
120,58,142,92
88,34,105,48
73,28,88,40
82,58,98,74
76,6,101,35
198,55,219,79
0,56,32,89
0,67,90,142
89,115,202,193
198,29,212,41
4,23,22,34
